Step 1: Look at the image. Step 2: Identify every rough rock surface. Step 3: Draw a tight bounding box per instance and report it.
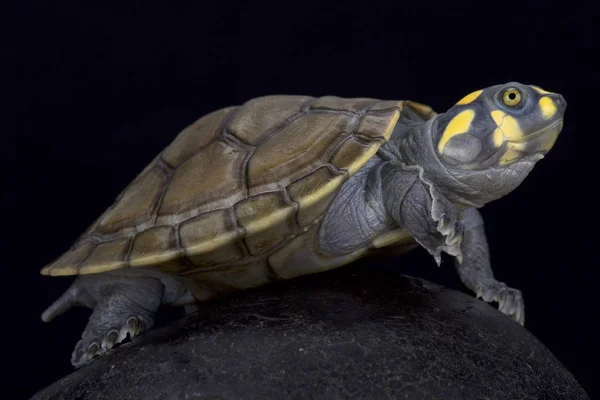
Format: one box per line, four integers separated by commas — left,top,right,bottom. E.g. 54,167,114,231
32,266,589,400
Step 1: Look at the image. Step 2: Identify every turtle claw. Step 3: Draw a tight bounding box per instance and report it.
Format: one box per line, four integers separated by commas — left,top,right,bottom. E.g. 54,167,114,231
87,342,100,358
475,279,525,326
118,316,143,341
71,339,104,367
101,329,119,351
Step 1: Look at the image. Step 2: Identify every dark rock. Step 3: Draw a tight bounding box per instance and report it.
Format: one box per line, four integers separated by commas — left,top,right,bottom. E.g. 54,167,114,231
31,267,589,400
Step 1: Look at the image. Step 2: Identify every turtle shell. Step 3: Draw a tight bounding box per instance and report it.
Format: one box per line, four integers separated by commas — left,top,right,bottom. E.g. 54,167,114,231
41,95,436,283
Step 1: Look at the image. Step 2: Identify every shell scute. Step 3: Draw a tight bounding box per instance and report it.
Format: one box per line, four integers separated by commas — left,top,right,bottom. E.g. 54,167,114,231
179,209,245,269
159,140,248,217
78,237,131,274
98,165,170,234
42,242,94,276
356,109,400,141
162,106,237,168
331,137,380,176
129,225,181,271
247,112,353,195
287,166,346,228
228,95,312,145
234,191,297,256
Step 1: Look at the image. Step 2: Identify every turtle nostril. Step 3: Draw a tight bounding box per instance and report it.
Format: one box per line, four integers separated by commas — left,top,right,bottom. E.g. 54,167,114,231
555,94,567,111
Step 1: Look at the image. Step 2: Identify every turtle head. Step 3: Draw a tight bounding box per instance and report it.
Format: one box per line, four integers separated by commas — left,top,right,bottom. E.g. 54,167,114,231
435,82,566,169
420,82,566,206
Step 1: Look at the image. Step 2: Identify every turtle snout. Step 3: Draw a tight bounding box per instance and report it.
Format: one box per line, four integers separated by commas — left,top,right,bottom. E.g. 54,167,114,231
554,94,567,115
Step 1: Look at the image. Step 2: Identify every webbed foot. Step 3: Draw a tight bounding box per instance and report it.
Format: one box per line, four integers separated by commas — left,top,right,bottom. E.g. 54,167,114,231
71,310,154,367
475,279,525,326
42,273,164,367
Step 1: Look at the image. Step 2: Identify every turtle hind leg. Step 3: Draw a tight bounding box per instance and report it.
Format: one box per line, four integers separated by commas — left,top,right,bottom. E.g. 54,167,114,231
42,272,166,367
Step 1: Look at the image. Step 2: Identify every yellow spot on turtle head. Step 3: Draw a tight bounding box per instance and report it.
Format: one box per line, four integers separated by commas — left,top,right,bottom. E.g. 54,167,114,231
499,115,522,140
532,86,554,95
491,110,506,126
493,128,504,147
438,109,476,154
539,96,557,120
456,90,483,105
490,110,522,140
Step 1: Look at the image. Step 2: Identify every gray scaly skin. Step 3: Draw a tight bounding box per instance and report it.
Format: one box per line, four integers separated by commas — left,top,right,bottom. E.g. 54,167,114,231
42,82,566,367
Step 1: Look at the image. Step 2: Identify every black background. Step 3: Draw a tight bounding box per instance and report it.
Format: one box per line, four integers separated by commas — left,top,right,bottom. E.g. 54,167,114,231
12,1,598,398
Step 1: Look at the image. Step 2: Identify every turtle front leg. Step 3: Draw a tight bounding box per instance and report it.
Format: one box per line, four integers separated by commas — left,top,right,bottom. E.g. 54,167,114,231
42,270,192,367
377,163,524,324
454,207,525,325
378,162,464,264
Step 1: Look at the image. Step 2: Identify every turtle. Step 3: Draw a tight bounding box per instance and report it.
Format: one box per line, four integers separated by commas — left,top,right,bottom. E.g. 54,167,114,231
41,82,566,367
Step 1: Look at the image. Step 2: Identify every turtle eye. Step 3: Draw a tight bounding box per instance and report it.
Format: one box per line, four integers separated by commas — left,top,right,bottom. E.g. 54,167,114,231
502,88,522,107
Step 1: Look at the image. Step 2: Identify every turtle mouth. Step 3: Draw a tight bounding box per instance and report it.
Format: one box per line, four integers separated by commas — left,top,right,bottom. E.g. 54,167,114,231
476,119,564,168
509,119,564,144
504,118,564,157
